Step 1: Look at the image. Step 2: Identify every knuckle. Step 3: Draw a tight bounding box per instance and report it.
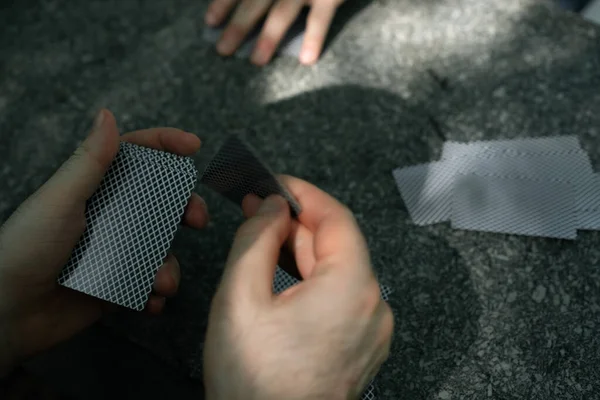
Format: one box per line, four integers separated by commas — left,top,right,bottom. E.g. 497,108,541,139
70,142,105,173
232,215,276,252
74,142,98,167
358,279,382,315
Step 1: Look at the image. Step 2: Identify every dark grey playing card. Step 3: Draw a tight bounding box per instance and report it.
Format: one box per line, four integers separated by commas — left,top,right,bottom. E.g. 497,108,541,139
203,7,308,58
58,142,198,311
200,134,301,216
200,134,302,280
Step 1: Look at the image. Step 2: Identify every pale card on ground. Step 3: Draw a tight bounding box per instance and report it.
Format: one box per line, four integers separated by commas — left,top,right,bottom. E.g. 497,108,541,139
451,173,578,240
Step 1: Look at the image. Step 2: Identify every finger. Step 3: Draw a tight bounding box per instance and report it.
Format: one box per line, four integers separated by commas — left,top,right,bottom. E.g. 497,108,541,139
287,220,316,277
243,194,316,277
205,0,238,26
222,195,291,303
153,254,180,297
241,193,263,217
299,1,337,65
278,175,371,272
1,110,118,275
121,128,201,156
27,288,107,358
251,0,304,65
217,0,272,56
183,193,210,229
40,109,120,205
145,295,166,314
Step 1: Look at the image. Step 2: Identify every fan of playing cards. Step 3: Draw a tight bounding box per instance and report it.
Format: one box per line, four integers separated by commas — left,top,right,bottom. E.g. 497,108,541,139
393,136,600,239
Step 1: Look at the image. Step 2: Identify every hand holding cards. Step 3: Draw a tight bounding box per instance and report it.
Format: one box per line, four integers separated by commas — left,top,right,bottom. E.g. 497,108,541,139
0,111,206,374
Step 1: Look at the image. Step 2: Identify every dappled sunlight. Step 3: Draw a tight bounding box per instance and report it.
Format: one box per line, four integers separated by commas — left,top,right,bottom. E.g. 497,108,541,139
2,1,600,398
253,0,598,106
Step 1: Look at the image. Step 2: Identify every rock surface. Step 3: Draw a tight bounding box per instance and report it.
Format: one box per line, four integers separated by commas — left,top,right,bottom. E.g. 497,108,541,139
2,0,600,398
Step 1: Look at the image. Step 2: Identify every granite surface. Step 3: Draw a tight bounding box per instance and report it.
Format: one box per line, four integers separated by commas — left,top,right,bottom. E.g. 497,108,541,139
2,0,600,398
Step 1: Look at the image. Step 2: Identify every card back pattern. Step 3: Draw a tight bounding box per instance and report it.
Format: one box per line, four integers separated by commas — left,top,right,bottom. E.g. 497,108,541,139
200,134,301,216
58,142,198,311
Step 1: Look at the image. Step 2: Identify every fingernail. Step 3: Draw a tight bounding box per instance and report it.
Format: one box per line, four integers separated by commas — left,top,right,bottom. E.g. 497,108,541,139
199,195,209,215
85,109,106,150
93,109,105,132
183,132,202,149
81,109,107,162
196,193,210,216
259,195,286,214
168,259,181,288
300,48,317,65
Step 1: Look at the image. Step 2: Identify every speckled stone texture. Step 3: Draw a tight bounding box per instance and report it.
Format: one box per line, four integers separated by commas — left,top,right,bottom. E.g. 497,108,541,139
2,0,600,398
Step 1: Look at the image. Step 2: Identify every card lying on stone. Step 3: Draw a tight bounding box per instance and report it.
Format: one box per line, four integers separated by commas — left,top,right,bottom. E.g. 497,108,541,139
393,135,600,239
58,142,198,311
452,173,577,239
441,135,582,159
202,7,308,59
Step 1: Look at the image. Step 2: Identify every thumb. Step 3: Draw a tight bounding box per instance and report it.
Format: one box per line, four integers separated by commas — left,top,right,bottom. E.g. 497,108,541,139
0,109,119,279
220,195,292,304
41,109,120,205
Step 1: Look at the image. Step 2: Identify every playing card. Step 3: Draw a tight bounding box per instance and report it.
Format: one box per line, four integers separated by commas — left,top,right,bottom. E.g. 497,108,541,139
578,173,600,211
58,142,198,311
394,149,594,226
578,210,600,230
200,134,301,216
393,161,455,226
453,150,595,211
452,173,577,239
441,135,581,159
200,134,302,279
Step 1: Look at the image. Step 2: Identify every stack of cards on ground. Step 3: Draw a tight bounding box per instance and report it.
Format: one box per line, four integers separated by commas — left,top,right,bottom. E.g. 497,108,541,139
393,136,600,239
